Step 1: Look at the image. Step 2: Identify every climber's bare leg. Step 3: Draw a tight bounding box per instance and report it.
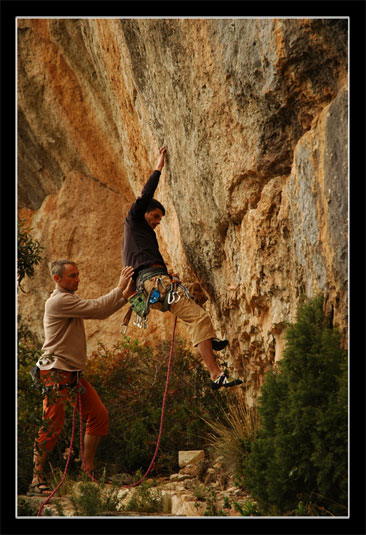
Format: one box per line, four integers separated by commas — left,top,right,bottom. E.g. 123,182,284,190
197,339,221,381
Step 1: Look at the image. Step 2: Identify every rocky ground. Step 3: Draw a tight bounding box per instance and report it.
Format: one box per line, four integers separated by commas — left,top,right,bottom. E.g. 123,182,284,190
18,450,257,517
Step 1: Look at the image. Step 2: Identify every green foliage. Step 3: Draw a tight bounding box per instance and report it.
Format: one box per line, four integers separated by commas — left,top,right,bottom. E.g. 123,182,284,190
124,480,164,513
233,499,261,516
84,336,231,476
70,479,120,516
18,330,232,494
193,489,261,517
17,322,45,493
238,295,348,516
17,498,39,517
17,219,43,290
202,487,220,516
17,220,46,492
193,486,224,516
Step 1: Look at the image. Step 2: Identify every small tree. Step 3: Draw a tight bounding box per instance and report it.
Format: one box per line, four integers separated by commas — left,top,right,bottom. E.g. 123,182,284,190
17,323,44,493
239,295,348,516
17,218,44,490
17,219,43,291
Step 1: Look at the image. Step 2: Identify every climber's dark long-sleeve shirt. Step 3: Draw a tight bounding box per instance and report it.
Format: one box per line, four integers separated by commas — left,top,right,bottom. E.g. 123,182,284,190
122,170,167,280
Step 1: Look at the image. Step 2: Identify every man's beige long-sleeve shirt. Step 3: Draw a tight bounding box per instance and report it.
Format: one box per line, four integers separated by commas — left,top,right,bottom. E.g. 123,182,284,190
37,284,127,371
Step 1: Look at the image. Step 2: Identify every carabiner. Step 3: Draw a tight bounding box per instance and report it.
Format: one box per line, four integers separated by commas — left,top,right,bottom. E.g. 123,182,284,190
133,314,143,328
173,292,181,303
121,324,129,335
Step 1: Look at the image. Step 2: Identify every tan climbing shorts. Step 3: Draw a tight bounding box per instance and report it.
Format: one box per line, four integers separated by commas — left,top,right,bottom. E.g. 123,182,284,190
143,275,216,347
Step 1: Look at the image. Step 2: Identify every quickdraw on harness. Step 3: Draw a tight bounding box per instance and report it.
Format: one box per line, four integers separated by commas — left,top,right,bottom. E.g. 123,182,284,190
122,267,191,332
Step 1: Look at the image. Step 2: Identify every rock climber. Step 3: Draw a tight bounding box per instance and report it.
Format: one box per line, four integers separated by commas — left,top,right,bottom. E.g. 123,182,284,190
27,260,134,497
122,146,243,391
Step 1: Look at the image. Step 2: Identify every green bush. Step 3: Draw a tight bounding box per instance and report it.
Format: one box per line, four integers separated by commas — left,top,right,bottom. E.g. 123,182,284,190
124,480,164,513
84,336,231,476
70,479,120,516
17,219,43,290
17,324,84,493
17,322,45,493
238,295,348,516
17,328,231,493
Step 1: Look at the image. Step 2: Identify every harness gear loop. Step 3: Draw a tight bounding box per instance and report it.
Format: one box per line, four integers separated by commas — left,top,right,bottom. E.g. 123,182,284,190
129,268,191,328
30,367,86,396
121,307,133,335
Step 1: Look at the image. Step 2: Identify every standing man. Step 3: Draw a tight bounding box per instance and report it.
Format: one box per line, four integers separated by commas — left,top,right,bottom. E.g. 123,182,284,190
122,147,242,391
27,260,134,496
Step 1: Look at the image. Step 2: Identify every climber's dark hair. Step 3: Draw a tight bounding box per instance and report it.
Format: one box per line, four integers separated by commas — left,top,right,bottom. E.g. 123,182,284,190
146,198,165,216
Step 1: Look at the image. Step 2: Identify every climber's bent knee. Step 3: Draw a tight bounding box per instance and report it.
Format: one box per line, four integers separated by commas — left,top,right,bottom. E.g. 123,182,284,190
169,294,216,347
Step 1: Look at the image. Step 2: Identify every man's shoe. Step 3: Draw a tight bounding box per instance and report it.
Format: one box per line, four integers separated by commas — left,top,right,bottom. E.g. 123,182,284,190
211,338,229,351
27,482,53,496
211,372,243,391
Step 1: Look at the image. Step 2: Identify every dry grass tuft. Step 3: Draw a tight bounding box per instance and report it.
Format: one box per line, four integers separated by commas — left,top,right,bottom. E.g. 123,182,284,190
203,394,259,472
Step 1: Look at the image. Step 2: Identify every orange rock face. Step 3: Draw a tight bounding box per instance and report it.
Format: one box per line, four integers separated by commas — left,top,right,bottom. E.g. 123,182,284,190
17,18,348,403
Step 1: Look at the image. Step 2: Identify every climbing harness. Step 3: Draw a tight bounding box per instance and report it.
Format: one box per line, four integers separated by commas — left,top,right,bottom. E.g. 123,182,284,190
123,268,191,333
30,367,86,396
37,316,178,516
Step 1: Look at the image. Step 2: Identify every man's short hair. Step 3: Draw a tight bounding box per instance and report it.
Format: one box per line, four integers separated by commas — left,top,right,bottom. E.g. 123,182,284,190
146,199,165,216
50,259,77,278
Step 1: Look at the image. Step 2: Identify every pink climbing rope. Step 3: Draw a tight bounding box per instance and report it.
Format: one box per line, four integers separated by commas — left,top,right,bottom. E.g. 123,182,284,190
37,400,78,516
37,316,177,515
121,315,178,488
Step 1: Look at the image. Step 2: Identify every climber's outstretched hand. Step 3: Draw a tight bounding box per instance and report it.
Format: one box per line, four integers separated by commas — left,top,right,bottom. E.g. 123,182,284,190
156,146,167,172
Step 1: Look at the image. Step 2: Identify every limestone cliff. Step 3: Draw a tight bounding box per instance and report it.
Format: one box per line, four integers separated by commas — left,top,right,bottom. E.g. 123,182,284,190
17,18,348,403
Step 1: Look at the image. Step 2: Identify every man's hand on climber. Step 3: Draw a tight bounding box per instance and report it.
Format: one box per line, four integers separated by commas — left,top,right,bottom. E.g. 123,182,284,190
123,278,136,300
118,266,135,295
156,146,167,172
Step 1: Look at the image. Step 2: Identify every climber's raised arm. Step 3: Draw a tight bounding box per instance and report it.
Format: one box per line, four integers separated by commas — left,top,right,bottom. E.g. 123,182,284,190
128,146,167,220
122,147,167,278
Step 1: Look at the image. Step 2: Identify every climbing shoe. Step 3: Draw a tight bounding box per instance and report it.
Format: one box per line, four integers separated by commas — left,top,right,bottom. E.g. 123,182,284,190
211,372,243,391
211,338,229,351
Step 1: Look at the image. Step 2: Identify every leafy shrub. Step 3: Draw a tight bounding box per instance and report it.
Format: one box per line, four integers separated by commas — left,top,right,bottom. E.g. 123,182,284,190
238,295,348,516
233,499,261,516
124,480,164,513
70,479,120,516
17,219,43,290
17,327,232,493
17,498,39,517
17,322,45,493
193,486,228,516
84,336,232,477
